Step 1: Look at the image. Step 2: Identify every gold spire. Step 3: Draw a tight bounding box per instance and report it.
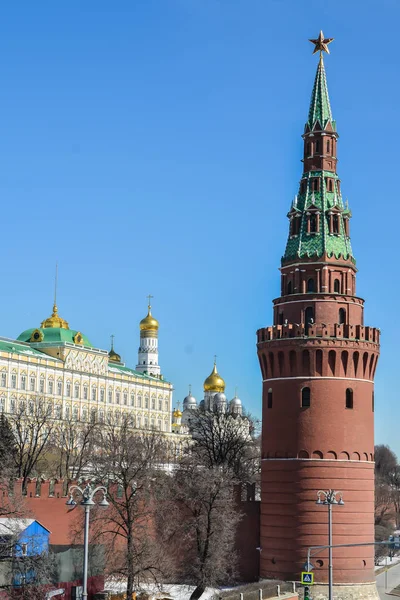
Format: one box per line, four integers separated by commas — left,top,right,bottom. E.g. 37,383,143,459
41,264,69,329
139,295,159,334
309,30,334,56
203,357,226,393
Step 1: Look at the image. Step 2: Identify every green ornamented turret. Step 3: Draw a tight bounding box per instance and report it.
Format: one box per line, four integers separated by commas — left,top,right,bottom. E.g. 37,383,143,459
282,43,354,266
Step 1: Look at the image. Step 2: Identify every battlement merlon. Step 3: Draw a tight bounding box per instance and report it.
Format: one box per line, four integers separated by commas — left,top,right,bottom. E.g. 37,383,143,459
257,322,380,345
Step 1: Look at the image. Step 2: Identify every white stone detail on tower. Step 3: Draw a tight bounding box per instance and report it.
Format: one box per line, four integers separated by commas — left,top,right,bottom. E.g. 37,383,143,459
136,298,161,377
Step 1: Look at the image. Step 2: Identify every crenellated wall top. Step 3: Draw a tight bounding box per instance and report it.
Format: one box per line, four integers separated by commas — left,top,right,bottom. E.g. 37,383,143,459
257,322,380,346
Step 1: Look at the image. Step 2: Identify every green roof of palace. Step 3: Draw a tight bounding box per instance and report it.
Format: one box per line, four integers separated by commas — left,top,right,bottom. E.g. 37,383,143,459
17,327,93,347
109,362,171,384
307,55,336,131
0,338,60,360
0,335,171,384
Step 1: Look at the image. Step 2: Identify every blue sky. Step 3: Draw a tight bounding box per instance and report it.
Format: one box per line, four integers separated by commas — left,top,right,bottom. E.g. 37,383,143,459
0,0,398,451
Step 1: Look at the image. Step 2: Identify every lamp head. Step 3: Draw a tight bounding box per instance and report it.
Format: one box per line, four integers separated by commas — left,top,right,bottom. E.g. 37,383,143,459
315,497,323,505
66,496,76,507
338,497,345,506
99,496,109,509
80,497,95,507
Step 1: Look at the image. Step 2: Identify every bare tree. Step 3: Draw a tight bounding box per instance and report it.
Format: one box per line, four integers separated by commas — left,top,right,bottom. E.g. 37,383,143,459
0,414,18,481
186,410,260,483
46,418,99,493
166,457,241,600
88,420,173,600
11,402,54,494
375,445,398,483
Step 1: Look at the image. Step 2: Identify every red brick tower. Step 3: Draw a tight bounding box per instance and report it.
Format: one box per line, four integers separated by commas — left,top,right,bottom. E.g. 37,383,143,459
257,34,380,599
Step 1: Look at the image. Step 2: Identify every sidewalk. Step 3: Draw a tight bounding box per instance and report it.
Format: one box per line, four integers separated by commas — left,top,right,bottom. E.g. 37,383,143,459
376,560,400,600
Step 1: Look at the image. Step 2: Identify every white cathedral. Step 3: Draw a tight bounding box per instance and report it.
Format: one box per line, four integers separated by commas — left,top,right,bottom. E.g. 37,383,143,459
172,360,249,435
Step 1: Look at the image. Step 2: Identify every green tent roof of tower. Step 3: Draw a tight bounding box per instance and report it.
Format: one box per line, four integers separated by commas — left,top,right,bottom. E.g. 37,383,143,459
307,55,336,131
282,55,354,265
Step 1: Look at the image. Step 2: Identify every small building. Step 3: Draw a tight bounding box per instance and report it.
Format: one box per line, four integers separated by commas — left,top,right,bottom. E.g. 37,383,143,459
0,518,50,588
0,518,50,557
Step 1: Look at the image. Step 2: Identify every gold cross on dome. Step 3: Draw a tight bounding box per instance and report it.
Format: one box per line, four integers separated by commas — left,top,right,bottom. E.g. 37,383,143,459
309,30,334,55
147,294,153,308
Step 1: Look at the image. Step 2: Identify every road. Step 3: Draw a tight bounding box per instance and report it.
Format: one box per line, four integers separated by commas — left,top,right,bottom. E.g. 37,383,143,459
376,561,400,599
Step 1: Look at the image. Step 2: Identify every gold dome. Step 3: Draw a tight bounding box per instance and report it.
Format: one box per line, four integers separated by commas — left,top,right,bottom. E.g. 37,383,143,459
204,361,225,393
108,335,121,363
140,304,159,333
109,348,121,363
40,303,69,330
173,408,182,418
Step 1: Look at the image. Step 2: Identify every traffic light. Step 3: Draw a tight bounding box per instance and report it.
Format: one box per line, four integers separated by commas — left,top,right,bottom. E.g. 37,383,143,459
304,586,311,600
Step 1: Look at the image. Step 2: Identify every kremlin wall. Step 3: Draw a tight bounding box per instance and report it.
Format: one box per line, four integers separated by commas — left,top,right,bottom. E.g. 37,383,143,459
3,478,260,591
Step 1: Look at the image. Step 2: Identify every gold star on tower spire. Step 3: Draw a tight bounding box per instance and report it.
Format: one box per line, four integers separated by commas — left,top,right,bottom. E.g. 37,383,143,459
309,30,334,55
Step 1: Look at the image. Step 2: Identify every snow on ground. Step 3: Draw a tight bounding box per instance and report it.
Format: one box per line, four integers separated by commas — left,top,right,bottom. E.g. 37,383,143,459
375,555,400,572
104,580,218,600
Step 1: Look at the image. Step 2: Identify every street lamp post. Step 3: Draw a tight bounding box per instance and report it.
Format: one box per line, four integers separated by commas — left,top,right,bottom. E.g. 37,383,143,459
66,483,109,600
316,489,344,600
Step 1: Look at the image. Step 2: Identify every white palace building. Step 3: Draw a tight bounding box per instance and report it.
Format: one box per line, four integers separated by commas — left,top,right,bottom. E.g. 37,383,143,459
0,297,174,432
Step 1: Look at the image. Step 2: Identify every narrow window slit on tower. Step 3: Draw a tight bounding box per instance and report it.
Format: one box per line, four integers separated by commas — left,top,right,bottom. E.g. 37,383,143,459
267,389,273,409
345,388,353,409
309,214,317,233
301,387,311,408
333,214,340,234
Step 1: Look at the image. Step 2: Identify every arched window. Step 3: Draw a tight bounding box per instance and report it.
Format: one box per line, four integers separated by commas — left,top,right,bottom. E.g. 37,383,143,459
287,281,293,295
346,388,353,409
307,278,315,293
315,140,320,154
334,279,340,293
328,180,333,192
333,214,340,234
301,387,311,408
309,214,317,233
313,179,318,191
306,142,311,156
267,389,273,409
327,139,330,154
339,308,346,325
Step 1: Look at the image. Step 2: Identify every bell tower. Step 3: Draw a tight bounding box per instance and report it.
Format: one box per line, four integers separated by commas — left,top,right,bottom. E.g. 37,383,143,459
257,33,380,599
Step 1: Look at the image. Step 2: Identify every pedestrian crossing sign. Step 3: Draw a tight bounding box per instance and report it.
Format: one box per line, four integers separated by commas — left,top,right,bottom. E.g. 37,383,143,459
301,572,314,585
